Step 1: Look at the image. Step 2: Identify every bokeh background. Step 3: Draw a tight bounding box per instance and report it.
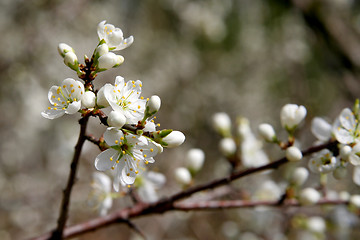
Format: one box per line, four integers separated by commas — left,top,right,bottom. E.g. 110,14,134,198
1,0,360,239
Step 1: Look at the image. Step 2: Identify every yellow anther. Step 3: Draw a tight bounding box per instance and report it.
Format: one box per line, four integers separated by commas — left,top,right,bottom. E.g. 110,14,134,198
74,98,77,101
141,97,144,100
145,161,149,164
133,110,136,113
67,101,70,104
140,149,143,152
110,157,113,161
69,94,71,97
81,91,83,95
126,173,130,176
139,84,142,87
138,105,141,109
52,96,55,99
121,96,125,99
54,103,57,106
127,185,131,188
151,120,154,123
132,84,136,88
70,84,74,88
130,168,133,171
116,160,119,163
146,98,149,101
122,150,126,154
118,90,121,93
113,90,116,93
115,84,117,87
78,85,81,88
115,140,119,144
54,108,57,110
124,83,127,86
154,116,156,119
62,107,66,110
132,136,136,139
48,107,51,110
135,171,139,174
150,148,154,152
144,154,147,158
124,159,127,162
132,80,135,84
120,137,124,140
128,101,131,104
63,85,66,88
62,102,65,104
157,123,160,127
111,166,115,170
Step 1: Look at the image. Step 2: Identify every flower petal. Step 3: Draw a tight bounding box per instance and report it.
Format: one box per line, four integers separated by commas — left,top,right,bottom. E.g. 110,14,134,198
65,101,81,114
103,127,124,146
95,148,118,171
41,109,66,119
311,117,332,141
339,108,356,131
353,166,360,186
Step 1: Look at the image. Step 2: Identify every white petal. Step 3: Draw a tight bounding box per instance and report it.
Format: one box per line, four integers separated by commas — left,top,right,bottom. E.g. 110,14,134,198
113,161,125,192
121,156,136,184
95,149,118,171
353,166,360,186
114,36,134,51
339,108,356,131
114,76,125,87
41,109,65,119
97,20,107,40
65,101,81,114
103,127,124,146
311,117,332,141
333,126,353,144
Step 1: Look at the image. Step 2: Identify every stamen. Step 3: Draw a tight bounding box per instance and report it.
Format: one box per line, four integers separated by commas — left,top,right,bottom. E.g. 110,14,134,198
122,150,126,154
141,97,144,100
70,84,74,87
116,160,119,163
120,137,124,140
48,107,51,110
150,148,154,152
126,173,130,176
111,166,115,170
157,123,160,127
139,84,142,87
110,157,113,161
145,161,149,164
54,108,57,110
144,154,147,158
135,171,139,174
115,140,119,144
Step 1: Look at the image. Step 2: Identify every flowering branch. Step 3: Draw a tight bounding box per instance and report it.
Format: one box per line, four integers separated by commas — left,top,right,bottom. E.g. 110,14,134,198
32,140,336,240
50,115,90,240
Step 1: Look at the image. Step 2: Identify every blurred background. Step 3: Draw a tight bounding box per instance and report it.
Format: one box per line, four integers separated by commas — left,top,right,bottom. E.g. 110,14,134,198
1,0,360,239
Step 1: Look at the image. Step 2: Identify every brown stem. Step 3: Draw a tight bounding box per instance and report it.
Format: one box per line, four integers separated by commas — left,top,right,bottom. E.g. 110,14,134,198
49,115,90,240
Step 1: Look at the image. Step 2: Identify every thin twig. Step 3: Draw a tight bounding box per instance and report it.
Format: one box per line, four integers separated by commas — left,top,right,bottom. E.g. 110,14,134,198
49,115,90,240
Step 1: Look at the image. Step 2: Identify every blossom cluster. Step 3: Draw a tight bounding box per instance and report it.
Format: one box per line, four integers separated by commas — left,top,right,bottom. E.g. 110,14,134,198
42,21,185,197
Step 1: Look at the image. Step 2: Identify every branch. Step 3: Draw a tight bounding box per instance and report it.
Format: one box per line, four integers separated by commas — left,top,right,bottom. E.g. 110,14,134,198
49,115,90,239
31,140,336,240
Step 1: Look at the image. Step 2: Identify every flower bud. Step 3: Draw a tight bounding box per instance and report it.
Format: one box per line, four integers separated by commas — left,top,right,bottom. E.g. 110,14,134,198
82,91,96,108
290,167,309,186
340,145,352,161
219,138,237,156
146,95,161,115
174,167,192,185
58,43,74,57
185,148,205,172
107,111,126,128
212,112,231,137
96,84,110,108
64,52,79,71
95,43,109,58
280,104,307,132
350,195,360,208
97,52,124,71
258,123,276,142
162,130,185,148
286,146,303,162
299,188,321,205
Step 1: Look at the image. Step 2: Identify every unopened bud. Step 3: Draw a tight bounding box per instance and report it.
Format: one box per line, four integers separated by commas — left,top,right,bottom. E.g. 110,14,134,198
64,52,79,71
97,52,124,71
82,91,96,108
212,112,231,137
58,43,74,57
219,138,237,156
286,146,302,162
350,195,360,208
185,148,205,173
333,166,347,180
174,167,192,185
280,104,307,132
299,188,321,205
95,43,109,58
96,84,110,108
146,95,161,114
290,167,309,186
258,123,276,142
162,130,185,148
306,217,326,233
107,111,126,128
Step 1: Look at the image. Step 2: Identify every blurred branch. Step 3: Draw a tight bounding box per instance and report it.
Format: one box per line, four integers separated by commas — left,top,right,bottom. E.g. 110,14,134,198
31,140,336,240
49,115,90,240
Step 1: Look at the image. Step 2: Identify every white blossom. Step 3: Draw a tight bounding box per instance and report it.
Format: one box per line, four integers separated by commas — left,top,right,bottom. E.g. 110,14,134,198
349,143,360,166
95,128,162,191
104,76,146,124
308,149,338,173
333,108,360,144
97,20,134,51
280,104,307,131
136,171,166,203
286,146,303,162
97,52,124,71
88,172,113,216
41,78,84,119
